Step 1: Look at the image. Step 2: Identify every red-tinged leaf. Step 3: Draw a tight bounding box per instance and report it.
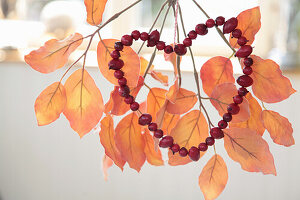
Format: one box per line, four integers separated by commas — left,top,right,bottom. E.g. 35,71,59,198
199,154,228,200
115,113,146,172
147,88,167,122
143,129,164,166
168,110,208,166
230,7,261,48
261,110,294,147
210,83,250,123
166,79,179,104
230,93,265,136
166,88,197,115
139,101,147,113
224,128,276,175
63,69,104,137
34,82,66,126
84,0,107,26
99,115,126,170
200,56,235,96
102,155,113,181
250,55,296,103
164,43,182,76
140,57,154,76
151,71,169,86
97,39,140,87
25,33,83,73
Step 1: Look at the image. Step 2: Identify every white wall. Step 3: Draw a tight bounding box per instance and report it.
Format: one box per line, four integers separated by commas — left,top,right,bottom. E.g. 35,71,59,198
0,62,299,200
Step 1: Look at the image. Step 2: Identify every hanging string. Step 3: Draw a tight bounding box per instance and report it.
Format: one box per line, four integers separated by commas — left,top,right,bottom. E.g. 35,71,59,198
173,0,179,45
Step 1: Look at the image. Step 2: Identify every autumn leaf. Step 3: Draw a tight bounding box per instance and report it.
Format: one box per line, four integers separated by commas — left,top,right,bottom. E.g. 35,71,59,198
230,7,261,48
210,83,250,123
143,129,164,166
168,110,208,166
99,115,126,170
166,79,179,103
250,55,296,103
63,69,104,137
34,82,66,126
147,88,167,122
102,155,114,181
230,93,265,136
97,39,140,87
25,33,83,73
200,56,235,96
261,110,294,147
224,128,276,175
115,113,146,172
199,154,228,200
84,0,108,26
164,43,182,76
151,71,169,86
140,57,154,76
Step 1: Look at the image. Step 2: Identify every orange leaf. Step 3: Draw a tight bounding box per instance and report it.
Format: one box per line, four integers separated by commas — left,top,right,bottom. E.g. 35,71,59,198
115,113,146,172
261,110,294,147
250,55,296,103
210,83,250,123
102,155,114,181
230,7,261,48
166,79,179,103
147,88,167,122
151,71,169,86
25,33,83,73
97,39,140,87
63,69,104,137
140,57,154,76
84,0,107,26
166,88,197,114
164,43,181,76
143,129,164,166
230,93,265,135
168,110,208,166
99,115,126,170
34,82,66,126
199,154,228,200
224,128,276,175
200,56,235,96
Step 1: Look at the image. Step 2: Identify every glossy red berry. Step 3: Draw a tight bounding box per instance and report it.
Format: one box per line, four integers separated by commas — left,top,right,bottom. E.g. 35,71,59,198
147,39,157,47
227,103,240,115
171,144,180,153
149,30,160,42
124,95,134,104
237,75,253,87
118,85,130,97
218,120,228,129
148,123,158,131
210,127,224,139
164,45,173,54
174,44,187,56
244,57,253,67
237,36,248,46
235,45,253,58
108,59,124,70
232,29,242,38
110,50,120,59
131,30,140,40
114,42,123,51
114,70,124,79
159,136,174,148
198,143,208,151
215,16,225,26
121,35,133,46
238,87,248,96
189,146,200,161
195,24,208,35
223,113,232,122
183,38,192,47
156,41,165,50
138,114,152,126
206,19,215,28
233,95,243,104
205,137,215,146
179,147,188,157
243,66,253,75
223,17,238,34
118,77,127,86
130,102,139,111
140,32,149,41
154,129,163,138
188,30,197,39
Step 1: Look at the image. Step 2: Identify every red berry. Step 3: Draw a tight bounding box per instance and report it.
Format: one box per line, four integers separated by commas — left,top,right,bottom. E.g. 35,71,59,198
121,35,133,46
114,70,124,79
188,30,197,39
235,45,253,58
174,44,187,56
195,24,208,35
179,147,188,157
183,38,192,47
140,32,149,41
205,137,215,146
232,29,242,38
206,19,215,28
215,16,225,26
189,146,200,161
156,41,165,50
114,42,123,51
149,30,160,42
110,50,120,59
164,45,173,54
238,87,248,96
227,103,240,115
148,123,158,131
124,95,134,104
237,75,253,87
237,36,248,46
244,57,253,67
130,102,139,111
108,59,124,70
154,129,163,138
198,143,208,151
118,77,127,86
243,67,253,75
147,39,157,47
159,136,174,148
233,95,243,104
138,114,152,126
223,17,238,34
218,120,228,129
210,127,224,139
223,113,232,122
118,86,130,97
171,144,180,153
131,30,140,40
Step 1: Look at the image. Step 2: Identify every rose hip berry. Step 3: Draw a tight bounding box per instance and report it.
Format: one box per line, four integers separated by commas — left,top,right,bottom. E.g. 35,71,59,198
149,30,160,42
179,147,188,157
131,30,140,40
218,120,228,129
114,70,124,79
227,103,240,115
243,67,253,75
121,35,133,46
114,42,124,51
164,45,173,54
148,123,158,131
171,144,180,153
183,38,192,47
206,19,215,28
205,137,215,146
110,50,120,59
223,17,238,34
195,24,208,35
244,57,254,67
118,77,127,86
174,44,187,56
140,32,149,41
159,136,174,148
235,45,253,58
124,95,134,104
138,114,152,126
233,95,243,104
130,102,139,111
118,86,130,97
154,129,163,138
237,36,248,46
232,29,242,38
198,143,208,151
188,30,197,39
189,146,200,161
156,41,165,50
238,87,248,96
237,75,253,87
108,59,124,70
147,40,156,47
223,113,233,122
210,127,224,139
215,16,225,26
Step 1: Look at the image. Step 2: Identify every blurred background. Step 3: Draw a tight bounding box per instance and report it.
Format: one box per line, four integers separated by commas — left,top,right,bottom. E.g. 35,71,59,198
0,0,300,199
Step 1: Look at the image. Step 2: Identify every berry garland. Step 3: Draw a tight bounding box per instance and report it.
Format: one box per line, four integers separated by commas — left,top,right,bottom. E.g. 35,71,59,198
109,16,254,162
